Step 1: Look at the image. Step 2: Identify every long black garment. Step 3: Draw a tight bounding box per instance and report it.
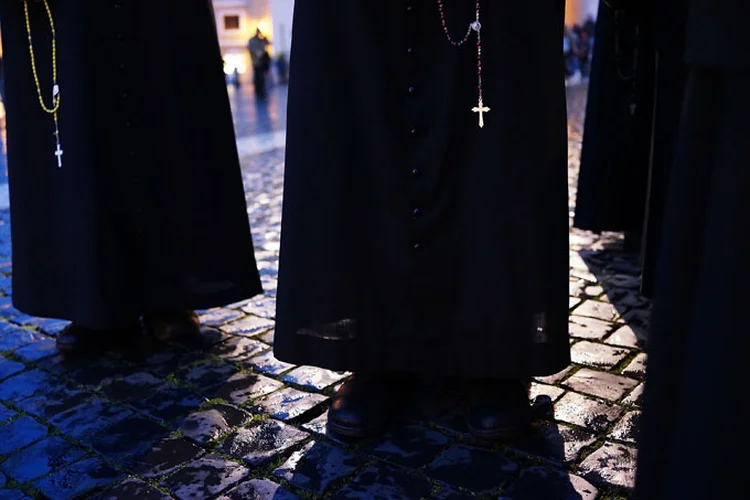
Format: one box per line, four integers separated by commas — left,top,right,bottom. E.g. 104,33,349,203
574,0,655,234
0,0,262,329
635,1,750,497
274,1,570,378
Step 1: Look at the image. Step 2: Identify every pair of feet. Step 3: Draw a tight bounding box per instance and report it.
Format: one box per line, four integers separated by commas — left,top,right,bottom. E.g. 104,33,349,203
328,374,532,441
56,310,202,353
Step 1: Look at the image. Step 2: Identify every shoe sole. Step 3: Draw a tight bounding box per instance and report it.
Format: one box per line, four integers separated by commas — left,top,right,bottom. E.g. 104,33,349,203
467,423,528,441
326,419,384,440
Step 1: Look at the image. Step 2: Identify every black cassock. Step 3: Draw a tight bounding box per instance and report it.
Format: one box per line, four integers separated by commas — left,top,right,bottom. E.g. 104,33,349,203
635,0,750,498
0,0,262,329
274,1,570,378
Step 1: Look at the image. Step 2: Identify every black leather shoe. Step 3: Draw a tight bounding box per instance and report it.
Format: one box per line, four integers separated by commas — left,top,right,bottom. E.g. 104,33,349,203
465,379,532,440
56,323,142,354
328,373,410,440
142,310,202,343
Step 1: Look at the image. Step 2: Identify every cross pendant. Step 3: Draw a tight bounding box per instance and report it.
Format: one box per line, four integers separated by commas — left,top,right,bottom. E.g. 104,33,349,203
471,98,490,128
54,141,63,168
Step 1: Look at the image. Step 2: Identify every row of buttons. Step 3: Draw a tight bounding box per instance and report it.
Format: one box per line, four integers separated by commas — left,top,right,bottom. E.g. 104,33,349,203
406,2,423,251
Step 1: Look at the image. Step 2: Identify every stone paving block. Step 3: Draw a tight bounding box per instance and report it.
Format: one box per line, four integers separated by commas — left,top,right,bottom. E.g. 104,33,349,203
499,466,598,500
622,309,650,331
433,488,477,500
258,330,275,345
96,478,171,500
217,479,299,500
534,366,574,385
529,383,565,403
176,359,239,394
569,297,582,310
609,411,641,444
364,425,450,468
570,342,630,369
568,316,613,340
50,398,134,442
65,357,140,388
240,296,276,319
623,383,644,407
273,441,363,494
0,416,48,455
256,387,328,421
245,349,294,376
220,315,275,337
0,356,24,382
128,385,206,424
199,308,245,327
34,457,122,500
12,337,56,362
89,415,170,462
426,444,518,493
572,300,620,322
281,366,348,391
565,368,639,401
15,384,90,420
1,436,86,483
211,337,267,362
605,325,644,349
622,353,647,380
330,464,433,500
0,369,55,402
0,490,30,500
214,372,283,405
100,372,163,402
300,411,347,444
180,404,252,446
0,404,13,424
579,442,638,489
137,350,205,378
0,325,45,352
513,422,597,465
131,438,205,479
162,455,250,500
218,419,308,466
554,392,624,432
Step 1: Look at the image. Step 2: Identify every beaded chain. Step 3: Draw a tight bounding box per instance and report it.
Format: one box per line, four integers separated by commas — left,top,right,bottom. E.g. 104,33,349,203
436,0,489,128
23,0,63,167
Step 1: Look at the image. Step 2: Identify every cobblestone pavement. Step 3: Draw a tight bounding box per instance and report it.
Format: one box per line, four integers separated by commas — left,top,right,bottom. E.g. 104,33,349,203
0,83,644,499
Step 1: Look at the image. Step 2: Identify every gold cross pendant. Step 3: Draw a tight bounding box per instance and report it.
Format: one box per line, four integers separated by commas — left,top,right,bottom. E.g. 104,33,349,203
472,98,490,128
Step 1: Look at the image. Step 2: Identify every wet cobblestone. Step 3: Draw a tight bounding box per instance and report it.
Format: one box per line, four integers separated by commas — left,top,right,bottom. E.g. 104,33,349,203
0,84,647,498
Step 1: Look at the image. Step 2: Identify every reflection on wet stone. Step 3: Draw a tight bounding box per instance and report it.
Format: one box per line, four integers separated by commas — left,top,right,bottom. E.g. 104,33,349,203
281,366,348,391
554,392,624,432
13,337,57,362
609,411,641,444
129,385,206,424
211,337,267,362
0,437,86,483
273,441,363,494
199,308,245,327
0,325,45,351
34,457,122,499
15,385,90,420
241,296,276,319
0,415,48,454
565,368,639,401
214,372,283,405
162,455,249,499
331,464,433,500
100,372,163,402
0,356,24,382
579,442,638,488
50,398,133,441
499,466,598,500
176,360,239,393
246,350,294,376
258,329,274,345
218,419,308,466
0,369,55,402
132,438,206,479
217,478,299,500
365,425,450,468
513,422,597,465
220,315,275,337
426,444,518,492
256,387,328,421
180,404,251,445
89,416,169,462
97,478,171,500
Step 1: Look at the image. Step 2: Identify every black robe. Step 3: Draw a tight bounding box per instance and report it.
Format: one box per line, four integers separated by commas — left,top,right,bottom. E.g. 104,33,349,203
0,0,262,329
274,1,570,378
635,1,750,498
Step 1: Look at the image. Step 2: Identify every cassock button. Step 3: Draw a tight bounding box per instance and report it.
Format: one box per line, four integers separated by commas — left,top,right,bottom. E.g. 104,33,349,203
407,47,414,54
411,168,421,177
408,86,415,94
413,242,422,250
410,127,417,136
412,208,422,217
122,91,129,99
119,63,126,71
124,120,132,127
406,5,413,12
116,33,124,41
